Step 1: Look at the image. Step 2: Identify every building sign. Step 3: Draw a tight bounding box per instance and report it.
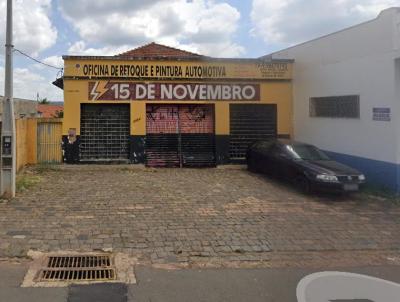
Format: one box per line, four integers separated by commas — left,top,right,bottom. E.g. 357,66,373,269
88,81,260,101
65,60,292,80
373,107,391,121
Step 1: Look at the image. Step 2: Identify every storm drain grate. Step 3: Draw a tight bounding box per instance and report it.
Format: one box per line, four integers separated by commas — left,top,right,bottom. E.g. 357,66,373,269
38,255,116,281
48,255,111,268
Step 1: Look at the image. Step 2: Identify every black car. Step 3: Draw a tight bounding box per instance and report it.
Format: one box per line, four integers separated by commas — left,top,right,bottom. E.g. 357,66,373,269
246,139,366,193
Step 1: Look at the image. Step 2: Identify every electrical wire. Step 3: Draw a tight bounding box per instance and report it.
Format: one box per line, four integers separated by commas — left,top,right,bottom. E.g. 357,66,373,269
13,48,63,71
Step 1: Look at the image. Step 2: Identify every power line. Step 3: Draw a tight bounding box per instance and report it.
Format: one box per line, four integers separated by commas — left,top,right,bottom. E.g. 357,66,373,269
13,48,63,70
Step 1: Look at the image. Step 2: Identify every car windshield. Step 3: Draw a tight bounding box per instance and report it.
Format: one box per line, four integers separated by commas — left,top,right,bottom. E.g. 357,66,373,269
285,144,330,161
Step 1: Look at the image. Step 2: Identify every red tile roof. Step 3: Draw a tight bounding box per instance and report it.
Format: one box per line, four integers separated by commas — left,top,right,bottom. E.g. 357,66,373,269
38,104,63,118
117,42,203,58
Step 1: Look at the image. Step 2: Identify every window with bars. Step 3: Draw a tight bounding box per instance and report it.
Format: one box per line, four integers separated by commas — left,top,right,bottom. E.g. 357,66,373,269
309,95,360,118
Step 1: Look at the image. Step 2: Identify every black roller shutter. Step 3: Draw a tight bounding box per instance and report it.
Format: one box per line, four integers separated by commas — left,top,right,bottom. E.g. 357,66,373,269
229,104,277,161
145,104,215,167
80,104,130,161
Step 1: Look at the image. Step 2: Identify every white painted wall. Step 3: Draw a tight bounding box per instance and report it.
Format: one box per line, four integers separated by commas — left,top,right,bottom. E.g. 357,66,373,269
270,8,400,164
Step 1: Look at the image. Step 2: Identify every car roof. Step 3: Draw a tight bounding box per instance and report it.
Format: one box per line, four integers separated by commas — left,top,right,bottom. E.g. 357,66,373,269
259,139,312,147
279,138,305,145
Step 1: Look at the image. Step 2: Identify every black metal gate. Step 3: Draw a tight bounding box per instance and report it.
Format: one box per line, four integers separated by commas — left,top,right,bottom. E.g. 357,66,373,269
80,104,130,161
146,104,215,167
229,104,277,161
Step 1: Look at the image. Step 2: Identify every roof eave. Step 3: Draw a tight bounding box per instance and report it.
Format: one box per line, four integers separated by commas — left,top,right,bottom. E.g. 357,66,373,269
52,77,64,90
61,55,293,63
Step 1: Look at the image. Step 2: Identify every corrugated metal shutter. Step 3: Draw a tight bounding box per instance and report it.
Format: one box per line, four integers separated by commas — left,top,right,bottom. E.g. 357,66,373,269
80,104,130,161
145,104,215,167
180,105,215,167
146,105,180,167
229,104,277,161
37,119,62,163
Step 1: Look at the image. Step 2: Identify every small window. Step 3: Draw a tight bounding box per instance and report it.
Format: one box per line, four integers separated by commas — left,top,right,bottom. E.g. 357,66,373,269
310,95,360,118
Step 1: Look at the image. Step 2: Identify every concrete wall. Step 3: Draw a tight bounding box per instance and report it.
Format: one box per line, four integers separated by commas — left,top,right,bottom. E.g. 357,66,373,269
0,96,38,119
269,8,400,190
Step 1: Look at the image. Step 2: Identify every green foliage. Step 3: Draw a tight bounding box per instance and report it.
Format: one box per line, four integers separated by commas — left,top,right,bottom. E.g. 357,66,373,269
52,110,64,118
33,163,61,174
16,174,41,192
38,97,49,104
16,164,60,193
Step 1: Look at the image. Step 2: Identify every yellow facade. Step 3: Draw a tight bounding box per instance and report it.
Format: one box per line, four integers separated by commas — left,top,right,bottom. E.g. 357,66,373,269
64,59,292,80
63,57,293,134
64,79,292,137
62,56,293,165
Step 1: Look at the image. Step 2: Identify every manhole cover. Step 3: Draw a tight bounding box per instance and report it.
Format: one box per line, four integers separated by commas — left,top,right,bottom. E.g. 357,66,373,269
38,255,116,281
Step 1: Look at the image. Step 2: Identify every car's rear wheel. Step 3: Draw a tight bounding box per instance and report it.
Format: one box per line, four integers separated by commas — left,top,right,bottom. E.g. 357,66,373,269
294,175,311,194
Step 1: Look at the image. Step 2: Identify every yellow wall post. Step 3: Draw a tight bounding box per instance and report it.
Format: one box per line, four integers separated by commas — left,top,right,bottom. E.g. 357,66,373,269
214,102,229,135
131,102,146,135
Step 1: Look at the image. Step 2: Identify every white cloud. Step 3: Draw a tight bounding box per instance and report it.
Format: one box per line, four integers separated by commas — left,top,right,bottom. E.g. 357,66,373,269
68,41,133,56
0,1,59,102
0,66,63,101
59,0,243,57
250,0,399,47
59,0,166,20
188,41,244,58
0,0,57,56
42,56,63,69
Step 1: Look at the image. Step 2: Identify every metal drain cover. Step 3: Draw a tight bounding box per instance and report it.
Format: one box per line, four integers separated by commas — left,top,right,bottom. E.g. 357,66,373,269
38,255,116,281
22,251,137,287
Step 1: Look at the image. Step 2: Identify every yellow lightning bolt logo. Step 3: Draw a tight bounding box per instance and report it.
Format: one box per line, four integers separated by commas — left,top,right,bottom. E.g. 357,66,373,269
90,81,109,101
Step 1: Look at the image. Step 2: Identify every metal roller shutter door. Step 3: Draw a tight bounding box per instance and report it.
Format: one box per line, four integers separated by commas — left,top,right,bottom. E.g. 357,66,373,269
145,104,215,167
229,104,277,161
146,105,180,167
180,105,215,167
80,104,130,161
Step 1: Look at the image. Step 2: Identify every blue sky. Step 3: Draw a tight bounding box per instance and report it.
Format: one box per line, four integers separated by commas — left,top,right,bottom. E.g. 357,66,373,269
0,0,398,101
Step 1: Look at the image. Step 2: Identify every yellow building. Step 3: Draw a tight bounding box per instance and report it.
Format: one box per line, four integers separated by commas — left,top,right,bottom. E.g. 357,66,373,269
59,43,293,166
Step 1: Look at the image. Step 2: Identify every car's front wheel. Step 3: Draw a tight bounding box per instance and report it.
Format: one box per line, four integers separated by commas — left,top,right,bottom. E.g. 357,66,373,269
294,175,311,194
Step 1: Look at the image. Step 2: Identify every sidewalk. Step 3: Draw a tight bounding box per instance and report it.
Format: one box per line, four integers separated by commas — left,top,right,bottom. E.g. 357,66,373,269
2,260,400,302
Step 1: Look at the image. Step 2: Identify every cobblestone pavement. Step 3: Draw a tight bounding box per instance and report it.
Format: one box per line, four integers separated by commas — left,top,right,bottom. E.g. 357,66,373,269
1,165,400,268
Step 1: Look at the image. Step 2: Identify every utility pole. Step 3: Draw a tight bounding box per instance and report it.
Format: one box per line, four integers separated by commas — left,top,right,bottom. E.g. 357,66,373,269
1,0,16,198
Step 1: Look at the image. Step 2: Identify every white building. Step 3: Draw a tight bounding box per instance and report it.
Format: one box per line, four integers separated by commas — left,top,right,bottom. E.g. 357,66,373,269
265,7,400,192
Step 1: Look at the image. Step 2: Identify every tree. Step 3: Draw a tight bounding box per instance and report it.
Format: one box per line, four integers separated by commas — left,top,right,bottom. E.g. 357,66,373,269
38,97,49,104
53,110,64,118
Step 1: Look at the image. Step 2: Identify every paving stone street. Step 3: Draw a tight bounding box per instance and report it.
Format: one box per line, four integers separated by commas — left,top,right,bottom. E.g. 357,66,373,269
1,165,400,268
